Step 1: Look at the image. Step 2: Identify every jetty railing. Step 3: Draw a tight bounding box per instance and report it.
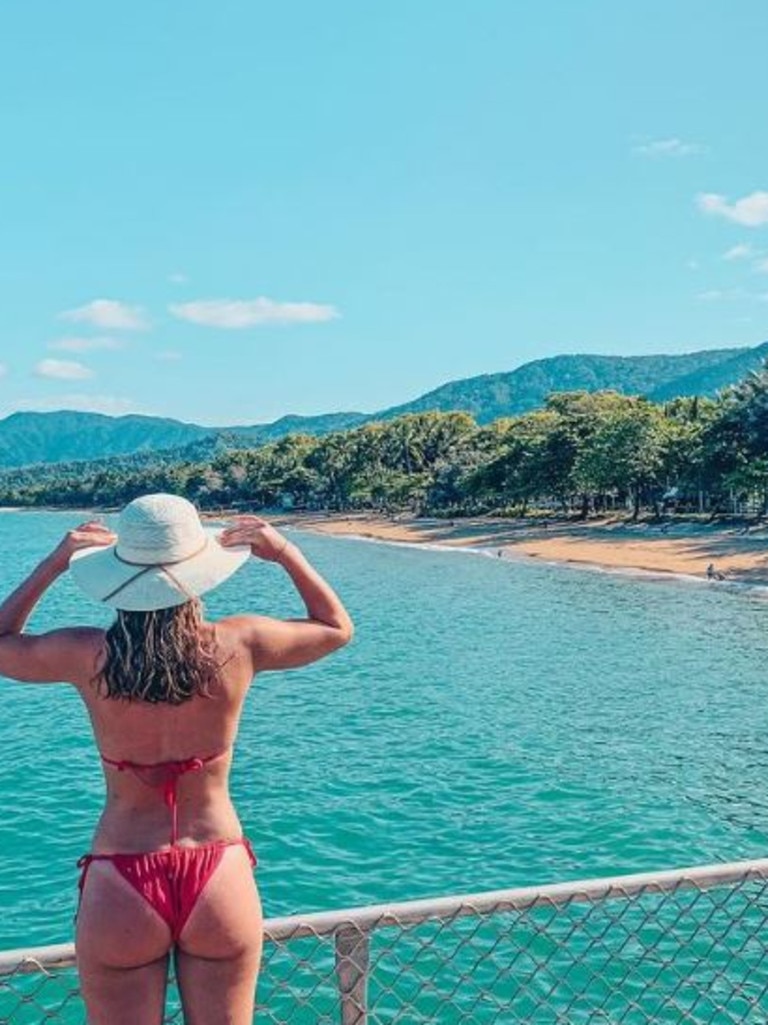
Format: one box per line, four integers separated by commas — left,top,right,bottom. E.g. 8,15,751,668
2,857,768,1023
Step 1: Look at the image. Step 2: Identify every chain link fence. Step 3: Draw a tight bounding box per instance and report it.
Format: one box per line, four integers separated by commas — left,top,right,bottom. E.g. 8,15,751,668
2,857,768,1024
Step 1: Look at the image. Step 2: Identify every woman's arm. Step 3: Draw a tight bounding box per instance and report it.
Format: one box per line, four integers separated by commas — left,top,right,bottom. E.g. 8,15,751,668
276,541,354,635
220,517,354,671
0,521,115,684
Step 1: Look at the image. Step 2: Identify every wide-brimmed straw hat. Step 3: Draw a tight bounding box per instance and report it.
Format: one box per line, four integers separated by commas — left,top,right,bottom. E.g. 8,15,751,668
69,493,250,611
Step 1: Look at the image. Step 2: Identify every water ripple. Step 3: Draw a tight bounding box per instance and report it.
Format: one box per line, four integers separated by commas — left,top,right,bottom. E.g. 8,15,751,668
1,512,767,947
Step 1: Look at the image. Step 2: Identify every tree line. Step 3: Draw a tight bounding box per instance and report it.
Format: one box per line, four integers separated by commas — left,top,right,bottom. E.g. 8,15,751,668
3,362,768,519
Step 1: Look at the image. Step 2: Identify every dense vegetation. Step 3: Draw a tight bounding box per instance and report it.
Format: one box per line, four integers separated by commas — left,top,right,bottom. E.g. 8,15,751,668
4,361,768,520
2,344,767,468
375,342,768,423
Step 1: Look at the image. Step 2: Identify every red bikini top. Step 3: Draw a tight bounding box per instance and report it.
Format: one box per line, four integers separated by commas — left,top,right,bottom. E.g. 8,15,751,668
100,751,229,844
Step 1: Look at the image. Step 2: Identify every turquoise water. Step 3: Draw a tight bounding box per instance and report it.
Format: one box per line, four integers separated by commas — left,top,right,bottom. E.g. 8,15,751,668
1,509,768,956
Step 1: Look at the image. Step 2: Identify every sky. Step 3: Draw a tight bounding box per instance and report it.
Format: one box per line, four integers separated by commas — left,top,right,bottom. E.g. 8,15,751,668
1,1,767,426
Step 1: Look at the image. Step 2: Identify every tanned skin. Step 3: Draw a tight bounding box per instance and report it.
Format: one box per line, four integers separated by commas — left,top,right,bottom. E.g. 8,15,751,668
0,515,353,1025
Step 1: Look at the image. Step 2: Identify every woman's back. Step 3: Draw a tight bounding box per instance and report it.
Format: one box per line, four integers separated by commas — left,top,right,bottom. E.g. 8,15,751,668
0,500,353,1025
83,616,252,852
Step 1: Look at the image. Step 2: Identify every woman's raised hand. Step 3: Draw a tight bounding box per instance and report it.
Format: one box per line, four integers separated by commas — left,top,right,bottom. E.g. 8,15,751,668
219,515,290,562
51,521,116,571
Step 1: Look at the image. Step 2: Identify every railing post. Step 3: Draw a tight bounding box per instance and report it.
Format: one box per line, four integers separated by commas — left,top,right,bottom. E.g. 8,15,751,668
335,925,370,1025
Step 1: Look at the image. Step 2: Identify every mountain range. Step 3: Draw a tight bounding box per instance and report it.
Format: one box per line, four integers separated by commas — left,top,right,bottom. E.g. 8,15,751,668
1,342,766,469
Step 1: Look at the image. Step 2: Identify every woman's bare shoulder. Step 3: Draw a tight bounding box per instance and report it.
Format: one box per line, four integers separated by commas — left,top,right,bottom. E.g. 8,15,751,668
212,613,273,635
210,614,288,654
0,625,105,686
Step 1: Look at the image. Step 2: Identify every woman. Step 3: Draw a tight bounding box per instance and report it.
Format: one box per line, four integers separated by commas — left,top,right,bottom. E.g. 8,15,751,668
0,493,353,1025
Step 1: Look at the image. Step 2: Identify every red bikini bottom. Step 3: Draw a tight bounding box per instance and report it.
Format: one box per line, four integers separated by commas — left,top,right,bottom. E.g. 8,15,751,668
78,838,257,942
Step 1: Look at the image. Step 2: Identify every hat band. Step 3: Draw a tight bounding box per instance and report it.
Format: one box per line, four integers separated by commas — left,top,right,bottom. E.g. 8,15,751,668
101,538,210,604
113,538,209,568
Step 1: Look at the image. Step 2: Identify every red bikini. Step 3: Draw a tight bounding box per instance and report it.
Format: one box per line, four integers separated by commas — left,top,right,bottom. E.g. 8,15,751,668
77,752,256,942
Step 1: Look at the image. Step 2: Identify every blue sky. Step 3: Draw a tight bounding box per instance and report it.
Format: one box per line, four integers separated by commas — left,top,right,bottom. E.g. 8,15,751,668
1,1,767,426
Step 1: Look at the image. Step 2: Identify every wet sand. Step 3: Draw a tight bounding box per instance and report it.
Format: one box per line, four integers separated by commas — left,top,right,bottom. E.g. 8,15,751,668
271,512,768,586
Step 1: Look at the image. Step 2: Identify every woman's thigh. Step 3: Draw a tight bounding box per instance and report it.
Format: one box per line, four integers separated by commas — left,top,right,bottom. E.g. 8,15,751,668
76,861,173,1025
175,845,263,1025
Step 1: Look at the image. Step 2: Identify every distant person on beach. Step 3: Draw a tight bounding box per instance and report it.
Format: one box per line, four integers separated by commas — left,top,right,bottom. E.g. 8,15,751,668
0,494,353,1025
706,563,726,581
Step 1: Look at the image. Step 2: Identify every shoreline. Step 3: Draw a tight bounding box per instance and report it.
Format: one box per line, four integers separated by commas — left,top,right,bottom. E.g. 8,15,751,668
270,512,768,589
4,505,767,589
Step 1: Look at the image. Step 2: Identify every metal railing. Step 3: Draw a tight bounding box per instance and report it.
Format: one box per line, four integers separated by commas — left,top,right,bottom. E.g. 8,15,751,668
2,857,768,1023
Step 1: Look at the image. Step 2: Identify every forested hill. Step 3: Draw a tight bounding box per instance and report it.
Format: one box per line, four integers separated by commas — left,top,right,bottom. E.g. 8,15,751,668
1,342,767,468
378,343,768,422
646,344,768,402
0,411,213,468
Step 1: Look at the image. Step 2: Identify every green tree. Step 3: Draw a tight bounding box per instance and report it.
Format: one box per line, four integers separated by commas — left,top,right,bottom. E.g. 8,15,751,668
574,398,665,518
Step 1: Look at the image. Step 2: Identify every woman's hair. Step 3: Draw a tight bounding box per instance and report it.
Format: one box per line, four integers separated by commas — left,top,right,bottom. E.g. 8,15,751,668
96,598,222,704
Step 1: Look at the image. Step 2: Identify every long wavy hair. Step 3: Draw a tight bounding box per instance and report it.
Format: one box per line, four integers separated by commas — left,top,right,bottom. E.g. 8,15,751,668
96,598,223,704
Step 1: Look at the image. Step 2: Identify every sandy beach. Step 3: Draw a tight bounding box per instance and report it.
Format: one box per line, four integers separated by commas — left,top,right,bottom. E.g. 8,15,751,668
272,512,768,586
6,505,767,586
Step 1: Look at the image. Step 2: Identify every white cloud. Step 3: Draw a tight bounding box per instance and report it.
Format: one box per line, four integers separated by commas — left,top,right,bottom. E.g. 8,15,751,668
634,137,704,157
696,288,745,302
697,191,768,227
169,297,340,328
13,394,138,415
35,358,94,380
0,364,7,378
686,258,700,271
695,286,768,302
48,336,124,353
168,271,188,284
155,350,182,361
754,258,768,274
59,299,149,331
723,243,754,261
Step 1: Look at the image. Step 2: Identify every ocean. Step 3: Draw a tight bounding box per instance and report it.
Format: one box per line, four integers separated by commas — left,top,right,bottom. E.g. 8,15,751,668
1,510,767,1020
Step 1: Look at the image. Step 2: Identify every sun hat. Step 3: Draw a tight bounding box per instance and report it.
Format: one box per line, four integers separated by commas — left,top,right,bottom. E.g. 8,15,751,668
69,493,251,611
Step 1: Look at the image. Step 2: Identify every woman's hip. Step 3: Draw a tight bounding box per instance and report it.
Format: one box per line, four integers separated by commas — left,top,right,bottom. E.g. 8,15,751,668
76,838,260,958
